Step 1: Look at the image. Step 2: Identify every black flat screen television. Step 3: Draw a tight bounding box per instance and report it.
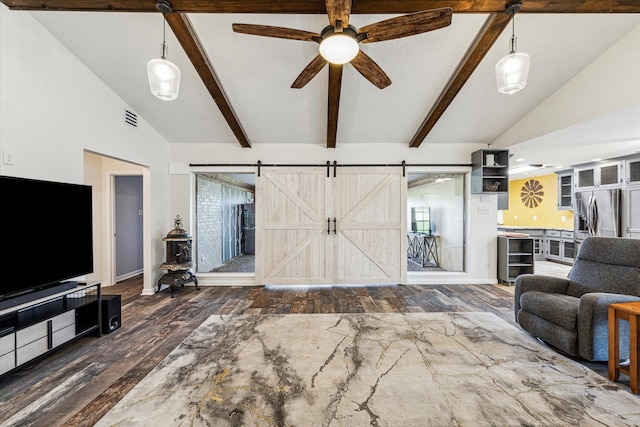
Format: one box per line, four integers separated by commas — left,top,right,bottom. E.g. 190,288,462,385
0,175,93,304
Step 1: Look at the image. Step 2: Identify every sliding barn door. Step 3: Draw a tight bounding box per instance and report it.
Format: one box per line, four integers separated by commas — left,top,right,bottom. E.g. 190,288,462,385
256,166,406,286
334,167,407,284
256,167,331,286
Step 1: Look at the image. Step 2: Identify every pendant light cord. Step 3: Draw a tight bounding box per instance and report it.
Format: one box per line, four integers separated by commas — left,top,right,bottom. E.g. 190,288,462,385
509,16,517,54
155,0,173,60
505,0,522,55
161,16,168,60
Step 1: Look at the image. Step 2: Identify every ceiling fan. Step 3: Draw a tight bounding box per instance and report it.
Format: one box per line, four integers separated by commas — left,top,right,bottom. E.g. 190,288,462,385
232,0,453,89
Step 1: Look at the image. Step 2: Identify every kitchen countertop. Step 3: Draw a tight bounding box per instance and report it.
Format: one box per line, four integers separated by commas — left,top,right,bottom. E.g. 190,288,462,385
498,226,573,231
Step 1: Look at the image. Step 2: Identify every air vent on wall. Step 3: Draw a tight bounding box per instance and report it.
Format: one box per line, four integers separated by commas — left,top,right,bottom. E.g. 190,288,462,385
125,109,138,128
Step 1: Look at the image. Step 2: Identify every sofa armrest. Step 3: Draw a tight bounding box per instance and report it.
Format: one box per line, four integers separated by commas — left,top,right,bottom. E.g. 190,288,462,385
577,293,640,361
514,274,569,321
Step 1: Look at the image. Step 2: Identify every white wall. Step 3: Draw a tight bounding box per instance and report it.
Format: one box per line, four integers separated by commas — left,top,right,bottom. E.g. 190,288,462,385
0,6,499,288
0,7,170,294
169,143,499,285
493,24,640,148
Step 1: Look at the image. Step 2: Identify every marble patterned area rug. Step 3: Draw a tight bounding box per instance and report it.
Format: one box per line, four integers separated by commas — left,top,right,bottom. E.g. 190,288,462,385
96,313,640,426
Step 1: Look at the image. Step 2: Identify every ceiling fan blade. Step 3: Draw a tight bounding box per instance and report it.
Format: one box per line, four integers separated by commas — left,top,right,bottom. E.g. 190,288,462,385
232,23,319,42
359,8,453,43
349,51,392,89
325,0,351,28
292,55,328,89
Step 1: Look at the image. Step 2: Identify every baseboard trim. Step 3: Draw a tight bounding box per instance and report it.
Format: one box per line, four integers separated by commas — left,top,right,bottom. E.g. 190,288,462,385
116,269,143,283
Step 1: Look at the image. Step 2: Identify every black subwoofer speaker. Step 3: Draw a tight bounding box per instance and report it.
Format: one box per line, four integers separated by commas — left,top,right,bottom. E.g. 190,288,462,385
101,295,121,334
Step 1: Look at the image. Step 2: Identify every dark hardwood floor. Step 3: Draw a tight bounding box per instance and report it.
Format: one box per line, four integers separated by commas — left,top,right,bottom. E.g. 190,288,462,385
0,277,608,426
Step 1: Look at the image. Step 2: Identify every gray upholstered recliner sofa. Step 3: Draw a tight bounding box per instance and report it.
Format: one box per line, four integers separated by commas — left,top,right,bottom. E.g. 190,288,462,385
514,236,640,361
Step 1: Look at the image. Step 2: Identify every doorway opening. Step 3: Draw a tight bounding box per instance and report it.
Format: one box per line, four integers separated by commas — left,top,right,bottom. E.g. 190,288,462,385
114,175,144,282
195,173,256,273
83,151,149,290
407,172,466,273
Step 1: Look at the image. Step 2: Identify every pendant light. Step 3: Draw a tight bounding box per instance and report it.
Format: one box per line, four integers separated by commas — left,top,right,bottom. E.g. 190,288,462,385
495,0,530,95
147,0,181,101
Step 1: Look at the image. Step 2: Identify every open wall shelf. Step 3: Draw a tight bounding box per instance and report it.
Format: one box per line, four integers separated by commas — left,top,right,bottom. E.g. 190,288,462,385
471,149,509,194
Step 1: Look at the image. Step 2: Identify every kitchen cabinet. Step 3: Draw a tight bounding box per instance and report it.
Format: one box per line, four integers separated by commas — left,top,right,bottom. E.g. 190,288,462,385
524,230,545,261
623,186,640,239
545,230,574,264
497,228,545,261
623,156,640,239
574,161,622,190
471,149,509,194
556,170,573,210
625,156,640,187
497,236,534,284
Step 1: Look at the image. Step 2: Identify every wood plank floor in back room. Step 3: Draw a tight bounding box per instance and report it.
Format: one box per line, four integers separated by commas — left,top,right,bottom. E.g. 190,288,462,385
0,276,610,427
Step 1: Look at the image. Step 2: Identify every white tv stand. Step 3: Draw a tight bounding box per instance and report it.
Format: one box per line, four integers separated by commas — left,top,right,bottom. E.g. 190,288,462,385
0,282,101,376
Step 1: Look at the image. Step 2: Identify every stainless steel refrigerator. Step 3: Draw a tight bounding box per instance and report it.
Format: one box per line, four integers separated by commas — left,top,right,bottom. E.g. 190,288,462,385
574,189,621,254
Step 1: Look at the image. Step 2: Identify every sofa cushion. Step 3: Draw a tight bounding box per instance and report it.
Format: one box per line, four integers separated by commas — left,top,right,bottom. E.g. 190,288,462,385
519,291,578,331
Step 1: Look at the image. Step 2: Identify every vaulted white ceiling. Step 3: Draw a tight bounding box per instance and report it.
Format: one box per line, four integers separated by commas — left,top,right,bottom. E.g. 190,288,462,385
22,7,640,177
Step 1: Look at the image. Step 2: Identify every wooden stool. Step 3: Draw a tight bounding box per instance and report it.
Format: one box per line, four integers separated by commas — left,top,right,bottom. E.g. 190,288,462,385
608,301,640,394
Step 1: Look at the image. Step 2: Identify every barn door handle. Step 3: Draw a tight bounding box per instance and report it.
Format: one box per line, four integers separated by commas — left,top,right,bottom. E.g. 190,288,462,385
333,218,337,234
327,218,331,235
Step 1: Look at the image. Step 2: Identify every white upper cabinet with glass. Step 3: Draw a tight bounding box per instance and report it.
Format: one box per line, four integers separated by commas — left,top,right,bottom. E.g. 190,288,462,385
574,161,623,190
625,156,640,187
556,170,573,210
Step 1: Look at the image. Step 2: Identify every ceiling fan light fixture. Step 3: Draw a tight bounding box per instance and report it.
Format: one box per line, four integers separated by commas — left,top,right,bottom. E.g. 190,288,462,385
319,29,359,65
495,0,530,95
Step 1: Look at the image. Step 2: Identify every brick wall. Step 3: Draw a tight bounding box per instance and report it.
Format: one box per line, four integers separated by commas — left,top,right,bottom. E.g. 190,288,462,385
196,174,253,272
196,175,223,272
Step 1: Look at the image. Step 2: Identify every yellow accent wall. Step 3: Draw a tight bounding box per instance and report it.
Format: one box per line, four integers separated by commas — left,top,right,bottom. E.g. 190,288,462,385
501,173,574,229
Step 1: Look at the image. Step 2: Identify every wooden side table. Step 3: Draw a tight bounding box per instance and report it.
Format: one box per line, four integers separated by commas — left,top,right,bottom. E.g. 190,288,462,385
608,301,640,394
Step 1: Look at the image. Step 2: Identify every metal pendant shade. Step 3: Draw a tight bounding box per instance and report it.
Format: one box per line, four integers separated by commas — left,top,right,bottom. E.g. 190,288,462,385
496,0,530,95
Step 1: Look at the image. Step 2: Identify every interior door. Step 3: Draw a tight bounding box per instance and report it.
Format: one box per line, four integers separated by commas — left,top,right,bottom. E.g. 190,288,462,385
333,167,407,284
256,166,406,286
256,167,331,286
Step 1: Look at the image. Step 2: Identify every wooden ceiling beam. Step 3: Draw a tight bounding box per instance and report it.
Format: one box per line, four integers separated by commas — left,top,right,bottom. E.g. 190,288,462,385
165,13,251,148
3,0,637,150
3,0,640,13
409,12,511,148
327,64,343,149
